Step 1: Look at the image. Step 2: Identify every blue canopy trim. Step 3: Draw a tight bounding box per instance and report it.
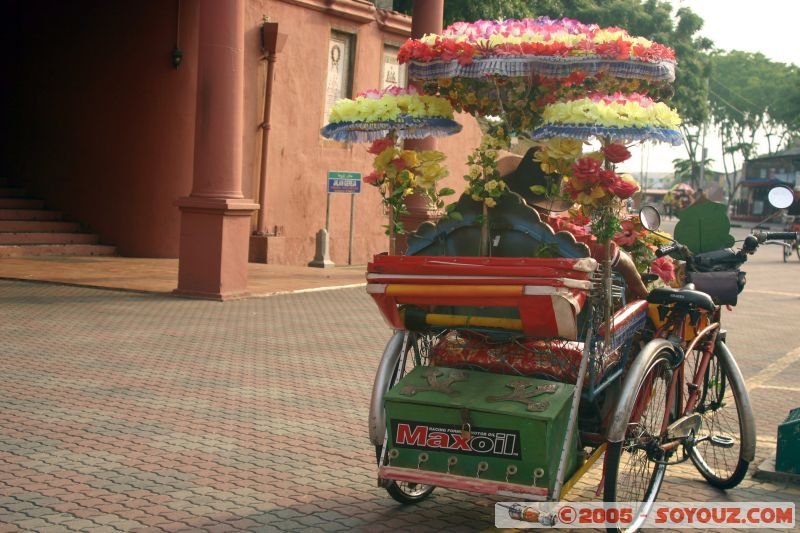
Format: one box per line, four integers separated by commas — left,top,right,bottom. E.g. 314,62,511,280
408,56,676,82
320,117,462,143
530,124,683,146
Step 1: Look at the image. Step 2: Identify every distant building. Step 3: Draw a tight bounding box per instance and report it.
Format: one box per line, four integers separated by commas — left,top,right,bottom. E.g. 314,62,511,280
731,147,800,221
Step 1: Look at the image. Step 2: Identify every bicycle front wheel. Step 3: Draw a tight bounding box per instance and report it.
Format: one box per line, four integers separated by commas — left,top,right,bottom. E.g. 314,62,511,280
685,340,754,489
604,348,675,533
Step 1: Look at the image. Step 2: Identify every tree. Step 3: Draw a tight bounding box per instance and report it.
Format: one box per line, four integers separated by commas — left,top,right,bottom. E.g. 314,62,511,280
708,51,800,199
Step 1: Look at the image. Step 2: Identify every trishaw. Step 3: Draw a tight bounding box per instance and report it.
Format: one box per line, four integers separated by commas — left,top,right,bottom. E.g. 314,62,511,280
322,17,800,532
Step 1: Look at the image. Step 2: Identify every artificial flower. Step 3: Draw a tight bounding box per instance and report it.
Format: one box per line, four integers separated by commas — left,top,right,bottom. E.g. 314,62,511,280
614,219,642,247
327,91,456,124
571,157,602,181
603,143,632,163
650,256,676,283
363,171,383,186
398,17,675,64
368,137,395,155
540,94,681,130
608,174,640,199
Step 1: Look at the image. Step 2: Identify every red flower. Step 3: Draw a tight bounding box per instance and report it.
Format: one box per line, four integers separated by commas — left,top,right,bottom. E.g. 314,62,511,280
571,157,602,181
596,38,632,60
390,158,407,171
456,42,474,65
562,179,582,201
608,177,639,199
650,256,676,283
613,219,641,247
603,143,632,164
363,171,383,186
597,169,618,188
367,137,394,155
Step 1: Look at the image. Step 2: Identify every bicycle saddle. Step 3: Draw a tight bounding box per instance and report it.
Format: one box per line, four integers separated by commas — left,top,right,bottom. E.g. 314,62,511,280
647,286,716,312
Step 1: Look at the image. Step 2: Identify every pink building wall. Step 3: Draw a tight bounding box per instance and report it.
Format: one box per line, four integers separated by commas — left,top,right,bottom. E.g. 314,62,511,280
1,0,480,265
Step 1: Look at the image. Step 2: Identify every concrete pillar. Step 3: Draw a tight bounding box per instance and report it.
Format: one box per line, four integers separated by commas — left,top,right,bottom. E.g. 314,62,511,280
406,0,444,156
174,0,258,300
398,0,444,253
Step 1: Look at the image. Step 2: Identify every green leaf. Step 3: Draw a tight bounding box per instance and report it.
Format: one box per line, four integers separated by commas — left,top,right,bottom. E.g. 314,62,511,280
438,187,456,196
449,211,464,221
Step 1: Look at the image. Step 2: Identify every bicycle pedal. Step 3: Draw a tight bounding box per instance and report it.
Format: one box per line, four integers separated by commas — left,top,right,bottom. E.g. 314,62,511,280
709,435,735,449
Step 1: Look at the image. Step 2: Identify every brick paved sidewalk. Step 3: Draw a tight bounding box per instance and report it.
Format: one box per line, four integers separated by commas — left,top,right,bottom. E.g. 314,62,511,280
1,280,798,533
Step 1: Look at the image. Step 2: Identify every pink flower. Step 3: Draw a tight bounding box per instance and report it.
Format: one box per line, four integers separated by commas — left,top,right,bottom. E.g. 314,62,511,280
650,256,676,283
614,219,641,247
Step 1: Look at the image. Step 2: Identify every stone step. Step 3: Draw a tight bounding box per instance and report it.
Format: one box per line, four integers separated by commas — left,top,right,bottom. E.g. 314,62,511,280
0,220,81,232
0,198,45,209
0,187,27,198
0,244,116,257
0,232,99,245
0,209,62,221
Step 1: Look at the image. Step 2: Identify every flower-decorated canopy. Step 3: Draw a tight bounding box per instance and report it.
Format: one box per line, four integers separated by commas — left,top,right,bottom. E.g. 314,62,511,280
530,92,683,145
320,86,462,143
398,17,678,136
400,17,676,83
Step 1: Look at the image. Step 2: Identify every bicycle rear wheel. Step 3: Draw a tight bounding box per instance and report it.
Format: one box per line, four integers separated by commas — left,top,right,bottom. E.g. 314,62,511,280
684,340,753,489
604,349,675,533
373,331,441,504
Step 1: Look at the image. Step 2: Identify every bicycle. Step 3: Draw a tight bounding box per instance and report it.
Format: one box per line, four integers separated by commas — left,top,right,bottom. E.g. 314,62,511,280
781,216,800,262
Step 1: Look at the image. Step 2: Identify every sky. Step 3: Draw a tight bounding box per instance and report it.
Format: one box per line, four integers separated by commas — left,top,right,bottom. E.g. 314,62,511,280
618,0,800,179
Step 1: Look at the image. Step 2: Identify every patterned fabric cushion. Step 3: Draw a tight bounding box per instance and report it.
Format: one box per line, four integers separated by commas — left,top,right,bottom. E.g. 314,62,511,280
431,331,611,385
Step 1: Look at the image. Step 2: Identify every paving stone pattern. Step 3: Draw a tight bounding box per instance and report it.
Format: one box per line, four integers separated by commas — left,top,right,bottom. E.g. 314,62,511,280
1,243,799,533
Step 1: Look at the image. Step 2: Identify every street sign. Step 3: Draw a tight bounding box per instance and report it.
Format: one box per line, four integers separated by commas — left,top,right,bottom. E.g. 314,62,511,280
328,171,361,193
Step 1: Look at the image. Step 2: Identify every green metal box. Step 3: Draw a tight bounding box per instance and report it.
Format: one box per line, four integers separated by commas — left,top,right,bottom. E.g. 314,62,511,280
384,366,577,494
776,407,800,473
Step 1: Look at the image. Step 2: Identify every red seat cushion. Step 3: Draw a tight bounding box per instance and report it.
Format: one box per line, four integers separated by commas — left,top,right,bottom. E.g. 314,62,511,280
430,300,650,385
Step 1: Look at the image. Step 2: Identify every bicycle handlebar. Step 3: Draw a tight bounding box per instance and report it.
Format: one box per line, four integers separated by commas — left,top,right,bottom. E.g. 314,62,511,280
655,243,686,258
755,231,799,242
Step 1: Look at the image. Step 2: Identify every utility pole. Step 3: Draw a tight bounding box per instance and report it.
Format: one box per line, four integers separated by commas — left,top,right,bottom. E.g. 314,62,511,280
699,77,709,188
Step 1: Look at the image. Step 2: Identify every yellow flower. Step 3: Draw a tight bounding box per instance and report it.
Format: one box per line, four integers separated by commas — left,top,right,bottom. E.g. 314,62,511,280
485,180,499,192
471,194,483,202
484,197,497,208
542,138,584,160
373,147,397,171
541,97,682,130
400,150,419,168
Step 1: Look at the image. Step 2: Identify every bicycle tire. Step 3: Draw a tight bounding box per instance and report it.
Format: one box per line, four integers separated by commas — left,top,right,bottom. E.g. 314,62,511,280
685,340,754,489
374,331,441,504
604,348,675,533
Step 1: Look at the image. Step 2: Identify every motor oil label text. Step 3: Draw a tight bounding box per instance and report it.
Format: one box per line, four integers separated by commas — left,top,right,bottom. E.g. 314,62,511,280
391,420,522,459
